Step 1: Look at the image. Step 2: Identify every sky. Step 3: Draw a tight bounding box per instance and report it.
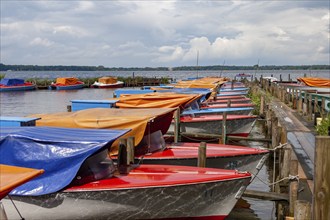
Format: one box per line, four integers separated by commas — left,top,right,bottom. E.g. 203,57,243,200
1,1,329,68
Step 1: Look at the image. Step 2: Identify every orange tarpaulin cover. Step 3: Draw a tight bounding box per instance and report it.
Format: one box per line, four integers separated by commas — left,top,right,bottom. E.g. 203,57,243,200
29,108,176,155
114,92,201,110
99,77,117,84
56,77,79,85
297,77,330,88
0,164,44,200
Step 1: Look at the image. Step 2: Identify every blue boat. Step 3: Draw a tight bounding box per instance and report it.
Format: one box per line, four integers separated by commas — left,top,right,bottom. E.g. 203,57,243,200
0,78,36,92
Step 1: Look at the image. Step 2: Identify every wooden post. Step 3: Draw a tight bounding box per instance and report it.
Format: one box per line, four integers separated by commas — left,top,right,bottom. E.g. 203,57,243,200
260,96,265,117
308,93,313,121
294,200,311,220
289,160,299,216
271,117,279,149
118,139,128,174
313,136,330,220
281,147,292,185
174,108,181,143
127,136,135,165
198,142,207,167
67,105,72,112
221,112,227,144
297,89,302,114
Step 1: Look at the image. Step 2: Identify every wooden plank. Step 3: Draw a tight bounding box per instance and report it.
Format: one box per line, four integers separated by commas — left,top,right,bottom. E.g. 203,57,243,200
287,132,314,180
313,136,330,220
243,189,289,201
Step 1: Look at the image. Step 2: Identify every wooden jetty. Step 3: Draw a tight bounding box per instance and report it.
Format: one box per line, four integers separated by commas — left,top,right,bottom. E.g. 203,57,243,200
247,78,330,220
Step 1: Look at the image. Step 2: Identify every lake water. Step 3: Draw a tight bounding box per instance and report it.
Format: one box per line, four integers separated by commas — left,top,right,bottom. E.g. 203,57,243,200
2,69,325,219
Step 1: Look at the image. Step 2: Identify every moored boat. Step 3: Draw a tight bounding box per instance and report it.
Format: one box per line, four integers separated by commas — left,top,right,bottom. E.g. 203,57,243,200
1,126,252,220
173,114,257,137
0,78,36,92
91,76,124,89
29,108,265,174
48,77,85,90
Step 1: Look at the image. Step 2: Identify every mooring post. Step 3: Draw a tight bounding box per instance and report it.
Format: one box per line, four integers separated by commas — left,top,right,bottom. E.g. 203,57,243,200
221,112,227,144
313,136,330,220
289,160,298,216
260,96,265,117
294,200,311,220
127,136,135,165
118,138,129,174
198,142,207,167
174,108,181,143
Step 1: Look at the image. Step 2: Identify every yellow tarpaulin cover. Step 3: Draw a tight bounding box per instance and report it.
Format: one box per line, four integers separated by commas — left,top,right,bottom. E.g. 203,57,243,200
114,92,201,110
29,108,176,155
56,77,79,85
297,77,330,88
99,77,117,84
0,164,44,199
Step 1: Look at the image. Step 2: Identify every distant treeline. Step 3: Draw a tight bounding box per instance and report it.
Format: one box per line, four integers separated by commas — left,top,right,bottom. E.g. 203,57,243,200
0,63,329,71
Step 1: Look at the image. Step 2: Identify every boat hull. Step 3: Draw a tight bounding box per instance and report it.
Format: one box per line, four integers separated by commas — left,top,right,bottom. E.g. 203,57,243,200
137,143,268,177
3,165,251,220
48,84,85,90
91,81,124,89
0,85,36,92
171,115,256,137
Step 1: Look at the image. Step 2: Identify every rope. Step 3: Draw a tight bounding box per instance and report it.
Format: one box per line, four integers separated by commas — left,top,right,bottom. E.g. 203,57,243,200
269,142,288,151
8,195,25,220
253,173,299,187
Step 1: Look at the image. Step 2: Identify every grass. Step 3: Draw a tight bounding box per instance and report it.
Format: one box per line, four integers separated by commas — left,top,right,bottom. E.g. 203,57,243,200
316,113,330,136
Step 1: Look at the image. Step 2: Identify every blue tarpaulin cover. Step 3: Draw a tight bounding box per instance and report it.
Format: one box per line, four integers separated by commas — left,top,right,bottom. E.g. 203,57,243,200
0,78,25,86
0,126,129,196
157,88,212,102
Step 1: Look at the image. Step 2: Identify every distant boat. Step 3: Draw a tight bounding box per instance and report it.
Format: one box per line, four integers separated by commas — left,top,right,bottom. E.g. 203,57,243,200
91,77,124,89
48,77,85,90
0,78,36,92
236,73,252,78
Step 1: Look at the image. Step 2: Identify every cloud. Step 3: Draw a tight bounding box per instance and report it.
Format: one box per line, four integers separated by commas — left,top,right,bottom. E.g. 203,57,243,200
1,0,329,67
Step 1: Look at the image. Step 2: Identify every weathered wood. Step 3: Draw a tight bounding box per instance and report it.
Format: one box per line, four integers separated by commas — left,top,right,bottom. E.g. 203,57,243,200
313,136,330,220
221,112,227,144
173,108,181,143
260,96,265,116
243,189,289,201
289,160,299,216
271,117,279,149
294,200,311,220
281,147,292,184
198,142,207,167
127,136,135,165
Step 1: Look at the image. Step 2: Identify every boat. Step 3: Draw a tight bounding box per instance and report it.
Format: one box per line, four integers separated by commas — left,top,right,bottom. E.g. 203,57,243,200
200,102,255,109
91,77,124,89
48,77,85,90
173,114,257,137
29,108,266,174
235,73,252,78
1,126,252,219
0,164,44,220
0,78,36,92
297,77,330,88
181,107,254,116
202,98,252,105
0,164,44,200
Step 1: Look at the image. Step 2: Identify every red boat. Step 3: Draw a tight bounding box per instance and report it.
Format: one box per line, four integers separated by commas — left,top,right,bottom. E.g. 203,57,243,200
1,126,252,220
174,114,257,137
200,102,255,109
30,108,265,173
203,98,252,105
